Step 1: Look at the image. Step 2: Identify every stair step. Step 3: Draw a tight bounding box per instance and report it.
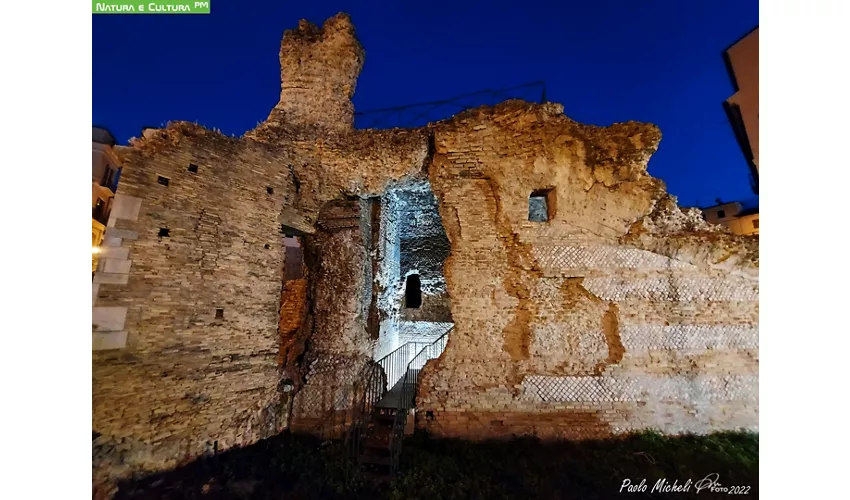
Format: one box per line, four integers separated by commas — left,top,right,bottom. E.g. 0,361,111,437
364,435,391,449
367,423,392,435
363,440,391,453
362,470,391,485
369,412,396,422
372,411,397,424
366,417,395,433
373,407,398,417
361,462,391,476
360,452,392,467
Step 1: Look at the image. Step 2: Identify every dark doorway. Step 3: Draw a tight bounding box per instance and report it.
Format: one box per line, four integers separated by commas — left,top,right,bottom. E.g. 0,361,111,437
405,274,422,309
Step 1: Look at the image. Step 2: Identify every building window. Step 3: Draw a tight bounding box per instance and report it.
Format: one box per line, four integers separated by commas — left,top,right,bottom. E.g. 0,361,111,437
752,219,759,229
528,189,553,222
157,175,170,186
717,209,726,219
215,308,225,320
93,199,108,225
188,164,198,173
405,274,422,309
100,165,114,187
267,186,274,195
158,228,170,238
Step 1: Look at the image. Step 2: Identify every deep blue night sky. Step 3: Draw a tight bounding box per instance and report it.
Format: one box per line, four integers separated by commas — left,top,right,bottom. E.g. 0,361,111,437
93,0,758,207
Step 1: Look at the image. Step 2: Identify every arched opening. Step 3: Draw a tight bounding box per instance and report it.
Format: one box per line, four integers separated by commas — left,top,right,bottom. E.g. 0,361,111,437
405,274,422,309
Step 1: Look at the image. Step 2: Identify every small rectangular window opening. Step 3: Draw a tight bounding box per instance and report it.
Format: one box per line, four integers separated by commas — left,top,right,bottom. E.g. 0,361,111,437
528,189,552,222
752,219,759,229
215,308,224,320
157,175,170,186
188,164,198,173
266,186,274,195
717,209,726,219
158,228,170,238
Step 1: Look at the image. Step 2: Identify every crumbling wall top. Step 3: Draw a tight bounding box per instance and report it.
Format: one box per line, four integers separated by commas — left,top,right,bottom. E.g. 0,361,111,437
622,194,759,278
249,12,364,137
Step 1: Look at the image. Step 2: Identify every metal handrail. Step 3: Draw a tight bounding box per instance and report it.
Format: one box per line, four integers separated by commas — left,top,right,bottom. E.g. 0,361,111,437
376,341,430,392
389,329,451,474
306,335,450,446
346,339,435,458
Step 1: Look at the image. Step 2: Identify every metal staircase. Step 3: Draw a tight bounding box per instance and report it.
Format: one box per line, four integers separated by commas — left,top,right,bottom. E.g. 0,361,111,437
349,330,451,478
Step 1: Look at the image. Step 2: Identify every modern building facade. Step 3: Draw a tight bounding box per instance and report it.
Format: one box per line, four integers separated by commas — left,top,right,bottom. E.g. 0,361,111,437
702,199,759,236
723,26,759,194
92,126,122,270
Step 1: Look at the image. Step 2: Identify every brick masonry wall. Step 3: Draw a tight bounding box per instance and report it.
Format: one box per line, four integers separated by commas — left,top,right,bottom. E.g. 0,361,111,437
92,122,427,488
278,279,308,370
417,101,759,439
92,127,300,487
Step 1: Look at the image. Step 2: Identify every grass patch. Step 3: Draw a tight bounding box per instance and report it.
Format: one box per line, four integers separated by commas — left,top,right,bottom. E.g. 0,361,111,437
391,431,758,499
114,430,757,499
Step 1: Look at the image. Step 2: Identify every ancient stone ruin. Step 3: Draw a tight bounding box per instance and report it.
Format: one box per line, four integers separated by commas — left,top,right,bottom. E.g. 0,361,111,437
92,12,758,491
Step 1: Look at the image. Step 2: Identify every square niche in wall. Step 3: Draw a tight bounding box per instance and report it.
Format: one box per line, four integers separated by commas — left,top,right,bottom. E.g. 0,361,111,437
528,189,553,222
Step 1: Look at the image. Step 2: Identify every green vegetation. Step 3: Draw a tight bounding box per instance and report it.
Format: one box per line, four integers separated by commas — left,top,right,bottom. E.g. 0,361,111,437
391,431,758,499
115,430,758,499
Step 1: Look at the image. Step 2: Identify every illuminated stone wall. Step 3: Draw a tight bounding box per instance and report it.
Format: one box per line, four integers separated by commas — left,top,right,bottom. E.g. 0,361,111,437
416,101,759,439
92,128,297,489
